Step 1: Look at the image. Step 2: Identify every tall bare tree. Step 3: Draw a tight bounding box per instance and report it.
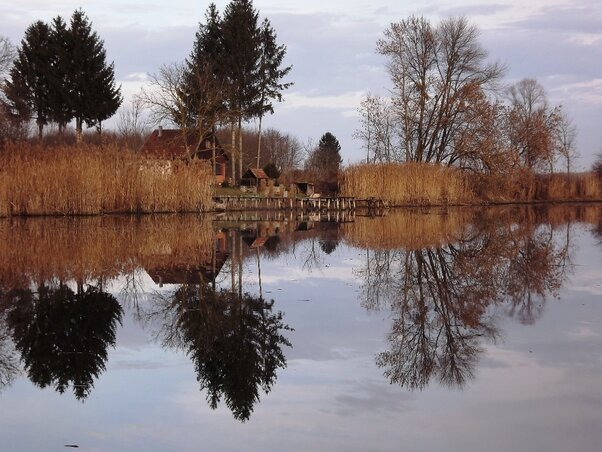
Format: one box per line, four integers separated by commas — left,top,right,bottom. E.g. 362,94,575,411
376,16,504,165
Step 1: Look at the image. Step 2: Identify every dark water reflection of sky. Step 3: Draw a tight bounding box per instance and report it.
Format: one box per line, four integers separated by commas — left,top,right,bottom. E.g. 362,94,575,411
1,206,601,451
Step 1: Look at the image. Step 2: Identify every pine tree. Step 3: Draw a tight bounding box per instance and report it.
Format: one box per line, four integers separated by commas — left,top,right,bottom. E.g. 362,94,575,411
221,0,261,179
5,21,53,138
48,16,72,133
307,132,343,173
66,9,121,142
254,18,292,167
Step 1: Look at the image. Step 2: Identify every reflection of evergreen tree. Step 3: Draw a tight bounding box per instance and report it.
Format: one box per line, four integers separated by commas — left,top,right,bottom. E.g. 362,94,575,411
319,239,339,255
6,284,122,400
154,285,292,421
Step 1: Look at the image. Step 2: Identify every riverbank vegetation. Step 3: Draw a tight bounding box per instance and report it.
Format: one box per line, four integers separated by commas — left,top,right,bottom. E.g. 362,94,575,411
0,143,213,216
341,163,602,205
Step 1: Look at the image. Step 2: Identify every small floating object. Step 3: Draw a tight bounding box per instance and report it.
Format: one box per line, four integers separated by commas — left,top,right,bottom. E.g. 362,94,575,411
64,445,79,448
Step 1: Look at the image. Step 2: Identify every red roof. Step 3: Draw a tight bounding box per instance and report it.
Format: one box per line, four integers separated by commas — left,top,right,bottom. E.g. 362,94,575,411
243,168,269,179
139,129,228,161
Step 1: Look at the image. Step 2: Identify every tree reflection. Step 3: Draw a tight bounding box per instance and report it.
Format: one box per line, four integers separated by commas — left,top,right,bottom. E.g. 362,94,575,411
5,283,123,400
146,284,292,422
0,312,19,391
358,219,572,390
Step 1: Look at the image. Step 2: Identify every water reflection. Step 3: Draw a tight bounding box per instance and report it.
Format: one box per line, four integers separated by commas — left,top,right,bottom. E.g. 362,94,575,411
356,209,573,389
2,283,122,399
0,205,599,421
143,285,291,421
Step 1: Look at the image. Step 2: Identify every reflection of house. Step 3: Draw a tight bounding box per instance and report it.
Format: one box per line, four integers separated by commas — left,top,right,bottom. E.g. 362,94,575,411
146,231,229,286
241,168,270,192
139,127,229,184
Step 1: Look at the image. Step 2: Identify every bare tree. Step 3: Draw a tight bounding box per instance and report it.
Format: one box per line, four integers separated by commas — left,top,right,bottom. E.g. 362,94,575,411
136,62,229,159
354,94,398,163
376,16,505,165
0,35,15,80
555,109,578,174
506,78,561,172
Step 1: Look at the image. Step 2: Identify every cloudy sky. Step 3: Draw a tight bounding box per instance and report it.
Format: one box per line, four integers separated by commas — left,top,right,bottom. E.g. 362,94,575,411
1,0,601,166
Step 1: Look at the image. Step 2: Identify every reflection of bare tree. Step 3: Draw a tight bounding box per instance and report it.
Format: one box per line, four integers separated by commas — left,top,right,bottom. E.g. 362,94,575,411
4,283,123,400
358,217,573,390
143,284,292,422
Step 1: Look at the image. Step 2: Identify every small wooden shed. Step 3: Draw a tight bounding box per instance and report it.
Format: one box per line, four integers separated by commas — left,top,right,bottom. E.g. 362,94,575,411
241,168,270,191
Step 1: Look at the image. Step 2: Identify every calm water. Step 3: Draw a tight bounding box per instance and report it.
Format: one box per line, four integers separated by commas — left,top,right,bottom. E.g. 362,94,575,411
1,205,601,451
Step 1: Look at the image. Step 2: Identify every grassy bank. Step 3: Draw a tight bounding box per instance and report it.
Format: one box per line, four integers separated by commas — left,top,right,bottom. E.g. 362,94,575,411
341,163,602,205
0,143,213,216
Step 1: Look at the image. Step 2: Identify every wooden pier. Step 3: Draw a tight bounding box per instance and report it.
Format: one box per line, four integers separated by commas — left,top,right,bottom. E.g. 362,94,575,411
213,196,361,212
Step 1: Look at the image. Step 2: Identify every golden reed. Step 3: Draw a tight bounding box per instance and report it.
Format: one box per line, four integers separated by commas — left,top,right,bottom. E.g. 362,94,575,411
341,163,474,206
0,142,213,216
341,163,602,205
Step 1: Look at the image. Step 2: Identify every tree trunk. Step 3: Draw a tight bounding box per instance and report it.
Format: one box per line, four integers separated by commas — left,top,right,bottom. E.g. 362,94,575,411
257,114,263,168
212,128,216,185
231,123,236,183
238,115,243,179
76,117,83,144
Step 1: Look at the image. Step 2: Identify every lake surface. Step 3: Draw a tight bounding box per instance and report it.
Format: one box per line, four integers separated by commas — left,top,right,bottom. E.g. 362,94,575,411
1,205,601,451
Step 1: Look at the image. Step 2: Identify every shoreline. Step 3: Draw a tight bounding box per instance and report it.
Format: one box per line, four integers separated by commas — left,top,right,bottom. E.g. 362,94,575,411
1,198,601,219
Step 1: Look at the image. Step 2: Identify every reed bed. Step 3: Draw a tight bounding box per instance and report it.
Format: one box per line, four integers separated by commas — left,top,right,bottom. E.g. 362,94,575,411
0,143,213,216
535,172,602,201
0,215,214,286
341,163,474,206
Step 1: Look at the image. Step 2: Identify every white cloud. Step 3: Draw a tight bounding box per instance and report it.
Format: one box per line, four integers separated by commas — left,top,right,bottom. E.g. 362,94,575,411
283,91,366,110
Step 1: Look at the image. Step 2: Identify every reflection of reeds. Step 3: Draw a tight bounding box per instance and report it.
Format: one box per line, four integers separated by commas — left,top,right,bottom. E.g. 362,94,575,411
0,143,213,216
342,208,475,250
342,204,602,251
341,163,475,206
0,215,213,286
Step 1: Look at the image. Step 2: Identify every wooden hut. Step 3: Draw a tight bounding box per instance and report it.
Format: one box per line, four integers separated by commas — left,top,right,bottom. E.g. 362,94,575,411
241,168,270,192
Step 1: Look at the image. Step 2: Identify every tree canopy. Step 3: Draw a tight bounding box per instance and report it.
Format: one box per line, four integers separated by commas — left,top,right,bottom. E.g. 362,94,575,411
4,9,122,141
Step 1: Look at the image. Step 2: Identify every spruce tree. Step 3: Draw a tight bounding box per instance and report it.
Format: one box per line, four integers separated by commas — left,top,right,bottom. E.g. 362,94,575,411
308,132,343,173
184,3,224,128
5,21,53,138
48,16,72,133
221,0,261,179
66,9,121,141
254,18,292,166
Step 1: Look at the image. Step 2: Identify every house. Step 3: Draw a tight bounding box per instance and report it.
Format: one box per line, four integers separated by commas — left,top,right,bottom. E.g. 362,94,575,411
241,168,270,192
139,127,229,184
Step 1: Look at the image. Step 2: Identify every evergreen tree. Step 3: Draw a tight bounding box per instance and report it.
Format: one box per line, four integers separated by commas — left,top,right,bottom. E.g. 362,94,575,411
221,0,262,181
67,9,122,141
5,21,53,138
48,16,72,133
254,18,292,167
316,132,343,172
180,1,230,157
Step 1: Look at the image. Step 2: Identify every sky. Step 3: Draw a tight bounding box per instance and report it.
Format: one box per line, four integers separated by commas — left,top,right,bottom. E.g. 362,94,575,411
1,0,601,167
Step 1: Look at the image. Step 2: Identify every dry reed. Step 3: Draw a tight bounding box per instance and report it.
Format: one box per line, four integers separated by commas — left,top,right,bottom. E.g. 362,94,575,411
0,215,214,286
341,163,474,206
0,142,213,216
535,172,602,201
